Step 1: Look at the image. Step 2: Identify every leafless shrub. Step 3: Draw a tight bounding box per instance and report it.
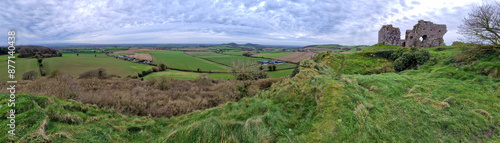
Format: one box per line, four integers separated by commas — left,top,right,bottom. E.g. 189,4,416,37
48,69,63,78
16,74,282,118
22,70,38,80
79,68,108,79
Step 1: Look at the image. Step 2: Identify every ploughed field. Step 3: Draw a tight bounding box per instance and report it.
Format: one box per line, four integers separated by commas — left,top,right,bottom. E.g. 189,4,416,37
275,52,318,63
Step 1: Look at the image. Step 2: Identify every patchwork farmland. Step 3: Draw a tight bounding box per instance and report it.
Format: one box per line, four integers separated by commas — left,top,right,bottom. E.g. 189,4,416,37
2,44,369,81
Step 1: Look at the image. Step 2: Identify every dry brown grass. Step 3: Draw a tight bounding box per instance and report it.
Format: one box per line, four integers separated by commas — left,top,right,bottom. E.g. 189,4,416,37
11,74,281,118
127,53,153,61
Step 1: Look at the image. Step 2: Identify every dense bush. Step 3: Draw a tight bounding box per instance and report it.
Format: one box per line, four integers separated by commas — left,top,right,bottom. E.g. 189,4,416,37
0,47,19,55
235,71,268,80
158,63,167,71
453,44,500,78
22,70,38,80
138,64,168,78
79,68,109,79
342,47,351,51
48,69,63,78
375,47,430,72
242,52,253,57
453,44,500,64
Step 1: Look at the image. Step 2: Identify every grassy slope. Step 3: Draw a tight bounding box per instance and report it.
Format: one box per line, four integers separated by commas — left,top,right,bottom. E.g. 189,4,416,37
1,45,498,142
0,55,40,81
42,53,152,77
149,51,229,72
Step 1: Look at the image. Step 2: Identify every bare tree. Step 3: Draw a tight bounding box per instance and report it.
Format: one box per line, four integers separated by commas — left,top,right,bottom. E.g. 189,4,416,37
459,2,500,45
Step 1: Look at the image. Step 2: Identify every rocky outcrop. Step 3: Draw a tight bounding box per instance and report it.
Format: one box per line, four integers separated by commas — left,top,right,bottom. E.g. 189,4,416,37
378,25,401,46
378,20,447,48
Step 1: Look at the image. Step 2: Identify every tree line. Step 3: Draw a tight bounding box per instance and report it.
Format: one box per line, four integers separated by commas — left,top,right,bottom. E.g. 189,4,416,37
0,45,62,58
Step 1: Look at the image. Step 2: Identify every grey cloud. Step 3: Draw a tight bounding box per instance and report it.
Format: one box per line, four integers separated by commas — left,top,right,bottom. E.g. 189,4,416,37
399,0,408,7
0,0,481,46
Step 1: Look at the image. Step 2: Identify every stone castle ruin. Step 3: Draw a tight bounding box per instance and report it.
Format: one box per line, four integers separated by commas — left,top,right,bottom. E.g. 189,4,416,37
378,20,447,48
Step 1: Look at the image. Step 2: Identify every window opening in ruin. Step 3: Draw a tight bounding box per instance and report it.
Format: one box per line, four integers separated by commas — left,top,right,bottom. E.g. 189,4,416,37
419,35,427,42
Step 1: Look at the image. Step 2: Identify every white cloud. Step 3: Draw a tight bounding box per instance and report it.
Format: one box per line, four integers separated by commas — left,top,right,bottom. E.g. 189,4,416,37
0,0,486,46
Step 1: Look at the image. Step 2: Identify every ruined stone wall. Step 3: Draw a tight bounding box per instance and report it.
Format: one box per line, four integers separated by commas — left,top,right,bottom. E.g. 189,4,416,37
404,20,447,48
378,25,401,46
378,20,447,48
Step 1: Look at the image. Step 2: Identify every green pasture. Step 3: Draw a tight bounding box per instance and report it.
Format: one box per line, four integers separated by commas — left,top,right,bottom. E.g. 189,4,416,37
0,55,40,81
148,51,229,72
268,69,294,78
42,53,152,77
193,53,296,69
254,52,293,59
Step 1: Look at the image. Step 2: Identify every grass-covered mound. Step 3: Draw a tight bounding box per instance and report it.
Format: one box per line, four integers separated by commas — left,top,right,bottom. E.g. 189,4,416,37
1,45,499,142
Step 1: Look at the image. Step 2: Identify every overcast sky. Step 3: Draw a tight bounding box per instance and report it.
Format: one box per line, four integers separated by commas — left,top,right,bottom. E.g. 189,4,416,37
0,0,490,46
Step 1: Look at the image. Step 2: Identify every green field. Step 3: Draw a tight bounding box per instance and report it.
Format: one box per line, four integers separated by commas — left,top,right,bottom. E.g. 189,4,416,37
0,55,40,81
222,51,247,56
149,51,229,72
268,69,294,78
42,53,153,77
312,45,371,52
143,70,234,80
207,45,235,50
254,52,293,58
193,53,297,69
194,53,266,66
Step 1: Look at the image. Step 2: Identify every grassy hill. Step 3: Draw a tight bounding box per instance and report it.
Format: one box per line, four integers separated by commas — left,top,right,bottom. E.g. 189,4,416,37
1,45,498,142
